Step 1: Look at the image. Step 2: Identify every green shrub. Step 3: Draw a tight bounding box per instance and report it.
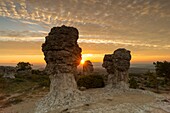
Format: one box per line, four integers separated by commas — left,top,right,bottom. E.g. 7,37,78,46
1,73,50,93
77,74,105,89
15,73,50,86
32,70,44,75
129,77,139,89
144,71,158,88
13,78,25,82
27,74,50,87
16,62,32,71
38,79,50,87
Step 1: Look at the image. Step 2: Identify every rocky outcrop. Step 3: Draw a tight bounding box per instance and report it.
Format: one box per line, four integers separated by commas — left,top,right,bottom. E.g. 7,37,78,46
0,66,15,79
102,48,131,89
83,60,94,75
35,25,85,113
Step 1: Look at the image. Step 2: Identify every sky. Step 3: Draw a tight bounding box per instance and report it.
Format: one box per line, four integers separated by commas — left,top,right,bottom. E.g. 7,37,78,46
0,0,170,66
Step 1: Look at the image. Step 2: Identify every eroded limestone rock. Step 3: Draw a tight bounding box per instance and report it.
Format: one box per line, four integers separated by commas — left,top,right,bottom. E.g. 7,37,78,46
83,60,94,75
35,25,85,113
102,48,131,89
42,26,81,74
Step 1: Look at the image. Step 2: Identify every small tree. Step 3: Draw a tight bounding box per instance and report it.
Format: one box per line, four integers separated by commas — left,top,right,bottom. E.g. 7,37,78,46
145,71,158,87
153,61,170,84
16,62,32,71
129,77,139,89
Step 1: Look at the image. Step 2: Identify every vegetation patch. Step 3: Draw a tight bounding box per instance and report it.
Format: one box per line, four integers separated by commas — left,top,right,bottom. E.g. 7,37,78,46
0,73,50,94
77,74,105,89
129,77,139,89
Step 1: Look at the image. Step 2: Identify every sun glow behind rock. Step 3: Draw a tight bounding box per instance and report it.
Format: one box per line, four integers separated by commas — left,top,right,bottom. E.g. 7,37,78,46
80,54,93,64
80,59,85,65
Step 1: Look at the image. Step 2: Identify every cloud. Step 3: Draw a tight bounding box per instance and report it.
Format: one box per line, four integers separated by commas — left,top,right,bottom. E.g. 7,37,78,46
1,34,169,50
0,36,44,42
0,0,169,26
0,30,46,37
0,0,170,60
78,38,169,48
19,20,39,25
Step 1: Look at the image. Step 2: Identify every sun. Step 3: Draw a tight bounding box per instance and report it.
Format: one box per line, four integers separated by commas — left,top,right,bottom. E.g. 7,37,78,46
80,59,85,64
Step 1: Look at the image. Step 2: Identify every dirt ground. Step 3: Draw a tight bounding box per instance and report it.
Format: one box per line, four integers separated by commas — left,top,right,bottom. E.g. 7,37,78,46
0,88,169,113
0,88,48,113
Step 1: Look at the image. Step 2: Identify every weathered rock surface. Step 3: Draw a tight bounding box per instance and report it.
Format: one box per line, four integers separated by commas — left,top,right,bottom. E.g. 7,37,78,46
42,25,81,74
102,48,131,89
47,88,169,113
35,25,87,113
83,60,94,75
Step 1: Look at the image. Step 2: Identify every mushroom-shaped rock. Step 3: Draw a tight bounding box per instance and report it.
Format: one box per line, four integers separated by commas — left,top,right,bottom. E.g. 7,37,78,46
36,25,84,113
102,48,131,89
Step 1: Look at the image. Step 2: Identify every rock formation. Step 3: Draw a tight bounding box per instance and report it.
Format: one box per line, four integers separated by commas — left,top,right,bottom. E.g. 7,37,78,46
83,60,94,75
0,66,16,79
102,48,131,89
35,25,85,113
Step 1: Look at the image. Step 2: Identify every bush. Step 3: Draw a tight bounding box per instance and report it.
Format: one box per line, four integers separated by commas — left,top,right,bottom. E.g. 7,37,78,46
0,74,3,78
144,71,158,88
16,62,32,71
13,78,25,83
129,77,139,89
77,74,105,89
15,73,50,87
153,61,170,80
0,72,50,94
38,79,50,87
32,70,45,75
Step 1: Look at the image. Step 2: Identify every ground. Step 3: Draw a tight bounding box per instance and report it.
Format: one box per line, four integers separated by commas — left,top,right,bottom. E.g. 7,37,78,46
0,88,170,113
0,88,48,113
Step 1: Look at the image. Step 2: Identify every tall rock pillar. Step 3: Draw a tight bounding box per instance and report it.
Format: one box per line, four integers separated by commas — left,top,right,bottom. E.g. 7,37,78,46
36,25,82,113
